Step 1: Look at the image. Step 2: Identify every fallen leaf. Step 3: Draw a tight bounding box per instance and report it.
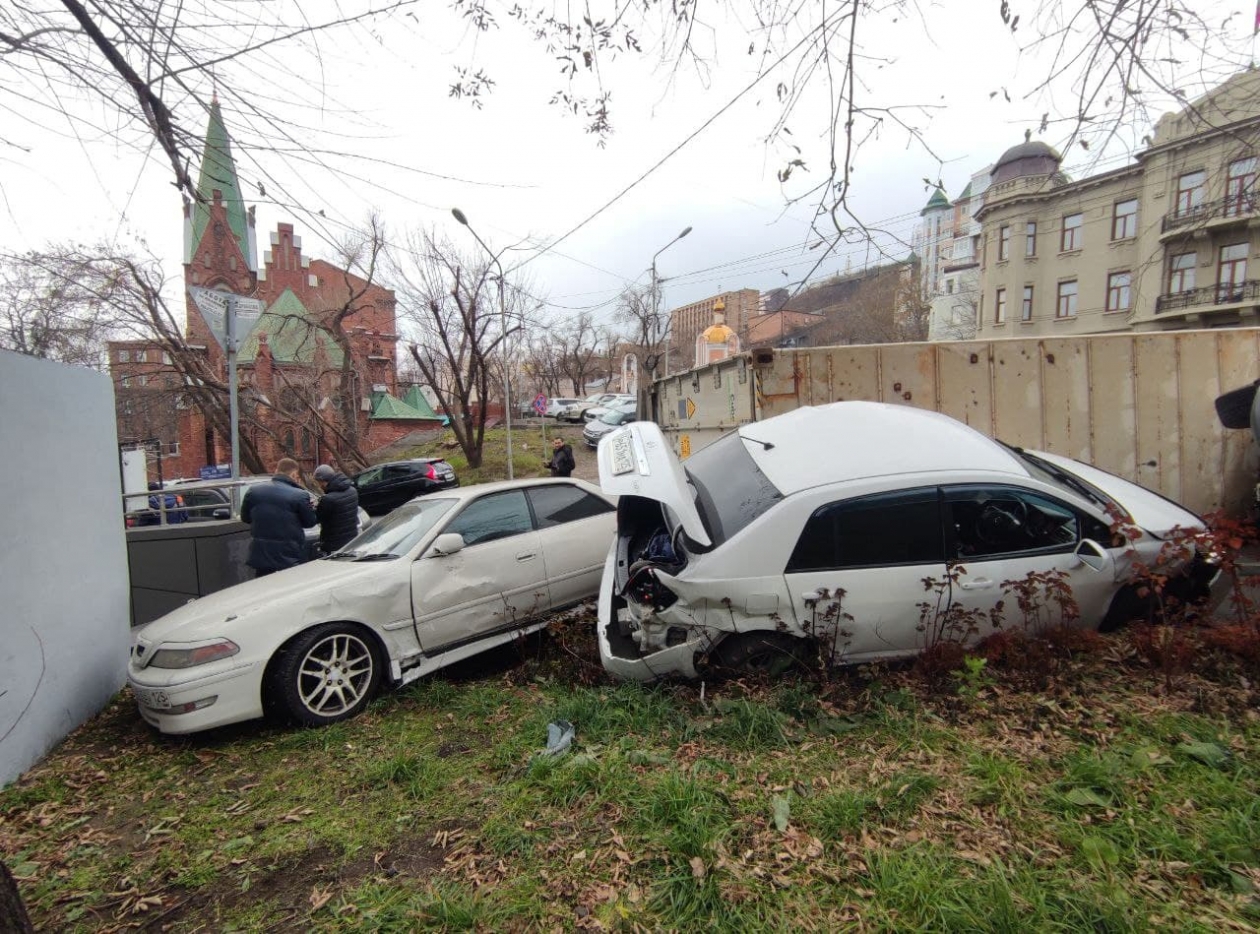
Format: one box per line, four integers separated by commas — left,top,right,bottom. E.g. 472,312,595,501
310,885,333,910
690,856,706,880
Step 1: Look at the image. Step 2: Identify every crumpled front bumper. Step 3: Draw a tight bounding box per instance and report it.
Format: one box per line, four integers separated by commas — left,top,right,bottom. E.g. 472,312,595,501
127,658,263,735
595,547,705,681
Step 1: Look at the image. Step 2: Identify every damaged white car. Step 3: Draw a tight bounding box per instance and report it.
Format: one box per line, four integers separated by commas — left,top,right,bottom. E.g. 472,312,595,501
596,402,1218,681
129,479,615,734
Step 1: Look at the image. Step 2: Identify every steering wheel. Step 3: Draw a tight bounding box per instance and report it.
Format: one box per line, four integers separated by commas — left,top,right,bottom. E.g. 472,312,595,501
976,498,1028,547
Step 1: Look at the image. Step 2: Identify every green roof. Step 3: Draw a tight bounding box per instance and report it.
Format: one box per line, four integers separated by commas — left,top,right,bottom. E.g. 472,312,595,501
920,186,950,215
190,98,248,257
371,393,442,421
238,288,343,366
956,181,973,202
401,386,442,419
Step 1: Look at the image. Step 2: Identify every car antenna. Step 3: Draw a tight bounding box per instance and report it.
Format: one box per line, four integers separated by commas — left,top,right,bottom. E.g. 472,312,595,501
742,435,775,450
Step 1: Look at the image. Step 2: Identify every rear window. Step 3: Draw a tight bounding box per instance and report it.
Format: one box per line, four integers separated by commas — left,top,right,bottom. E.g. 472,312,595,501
683,432,783,548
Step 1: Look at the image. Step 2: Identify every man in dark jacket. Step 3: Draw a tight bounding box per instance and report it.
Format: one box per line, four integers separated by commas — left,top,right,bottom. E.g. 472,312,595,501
313,463,360,554
546,437,576,477
241,458,317,576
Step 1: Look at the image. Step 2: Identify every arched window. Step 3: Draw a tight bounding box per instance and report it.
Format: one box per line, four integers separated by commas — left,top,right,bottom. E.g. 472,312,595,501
283,429,295,453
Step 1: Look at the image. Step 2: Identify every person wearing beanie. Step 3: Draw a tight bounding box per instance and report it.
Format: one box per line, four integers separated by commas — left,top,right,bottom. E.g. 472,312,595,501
314,463,360,555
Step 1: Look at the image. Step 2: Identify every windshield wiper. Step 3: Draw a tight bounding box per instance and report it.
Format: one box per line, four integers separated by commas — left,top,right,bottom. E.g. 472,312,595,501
353,553,398,561
324,550,360,559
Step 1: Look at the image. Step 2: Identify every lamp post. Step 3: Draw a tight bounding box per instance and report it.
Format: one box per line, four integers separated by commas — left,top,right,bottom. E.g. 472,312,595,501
452,208,513,480
652,226,692,379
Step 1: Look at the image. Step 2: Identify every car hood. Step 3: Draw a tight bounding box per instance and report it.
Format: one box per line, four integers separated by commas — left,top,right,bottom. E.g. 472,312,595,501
597,421,712,546
134,558,405,645
1033,451,1203,537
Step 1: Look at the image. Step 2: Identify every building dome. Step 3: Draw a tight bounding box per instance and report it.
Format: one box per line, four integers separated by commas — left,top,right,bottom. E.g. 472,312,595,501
700,322,736,343
920,186,950,216
992,139,1063,184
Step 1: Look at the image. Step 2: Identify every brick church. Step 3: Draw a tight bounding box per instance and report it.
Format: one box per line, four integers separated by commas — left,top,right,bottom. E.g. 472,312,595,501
111,98,440,480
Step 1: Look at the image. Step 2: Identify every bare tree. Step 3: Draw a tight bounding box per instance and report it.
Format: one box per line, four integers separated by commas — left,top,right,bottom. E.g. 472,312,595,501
393,230,529,469
554,312,602,396
0,251,125,367
614,282,665,372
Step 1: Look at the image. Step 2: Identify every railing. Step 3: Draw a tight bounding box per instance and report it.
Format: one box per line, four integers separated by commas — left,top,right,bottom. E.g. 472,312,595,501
1162,193,1259,233
122,478,259,527
1155,279,1260,314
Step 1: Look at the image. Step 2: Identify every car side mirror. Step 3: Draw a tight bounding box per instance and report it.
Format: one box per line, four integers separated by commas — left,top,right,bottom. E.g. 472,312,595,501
1074,538,1114,574
429,533,466,557
212,507,230,520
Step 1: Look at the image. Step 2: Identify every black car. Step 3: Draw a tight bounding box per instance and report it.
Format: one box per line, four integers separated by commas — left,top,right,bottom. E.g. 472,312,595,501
352,458,459,516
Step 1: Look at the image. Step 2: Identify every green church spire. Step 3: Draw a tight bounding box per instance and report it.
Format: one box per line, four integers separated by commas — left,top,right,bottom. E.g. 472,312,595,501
189,97,249,257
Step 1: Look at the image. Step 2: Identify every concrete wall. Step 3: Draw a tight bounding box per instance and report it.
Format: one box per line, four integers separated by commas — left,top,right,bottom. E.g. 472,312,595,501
0,351,130,787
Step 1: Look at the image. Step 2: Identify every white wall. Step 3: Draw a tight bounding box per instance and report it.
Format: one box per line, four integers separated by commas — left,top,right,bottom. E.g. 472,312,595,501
0,351,130,787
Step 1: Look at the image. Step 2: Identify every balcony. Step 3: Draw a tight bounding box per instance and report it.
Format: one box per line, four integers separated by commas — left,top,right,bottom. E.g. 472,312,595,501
1155,279,1260,314
1161,193,1258,234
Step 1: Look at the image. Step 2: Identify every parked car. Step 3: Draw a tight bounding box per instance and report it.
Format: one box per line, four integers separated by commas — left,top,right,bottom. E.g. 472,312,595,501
583,395,636,423
560,393,619,423
352,458,459,516
127,478,617,734
583,406,637,448
545,397,583,418
595,401,1220,681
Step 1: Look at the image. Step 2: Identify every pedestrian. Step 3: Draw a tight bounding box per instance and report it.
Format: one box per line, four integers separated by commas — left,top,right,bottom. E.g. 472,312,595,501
241,457,317,577
313,463,360,555
546,436,575,477
145,482,188,525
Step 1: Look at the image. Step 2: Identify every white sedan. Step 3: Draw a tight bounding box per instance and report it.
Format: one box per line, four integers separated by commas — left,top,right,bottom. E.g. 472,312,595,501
596,402,1219,680
128,479,616,734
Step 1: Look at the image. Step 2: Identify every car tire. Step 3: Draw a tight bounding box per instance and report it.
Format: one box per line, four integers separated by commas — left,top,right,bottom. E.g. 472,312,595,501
265,623,383,727
709,631,812,677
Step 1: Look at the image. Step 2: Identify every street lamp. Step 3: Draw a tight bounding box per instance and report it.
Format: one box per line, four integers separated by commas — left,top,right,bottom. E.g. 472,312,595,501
452,208,514,480
653,226,692,380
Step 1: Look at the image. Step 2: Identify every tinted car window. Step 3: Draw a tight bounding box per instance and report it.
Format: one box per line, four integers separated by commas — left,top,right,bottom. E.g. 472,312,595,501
446,490,533,546
944,486,1080,559
528,485,614,528
355,466,383,487
787,489,944,572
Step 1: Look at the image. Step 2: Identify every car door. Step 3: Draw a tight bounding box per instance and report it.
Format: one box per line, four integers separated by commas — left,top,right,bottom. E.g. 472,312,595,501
783,488,947,663
526,483,616,608
942,484,1119,637
409,489,549,653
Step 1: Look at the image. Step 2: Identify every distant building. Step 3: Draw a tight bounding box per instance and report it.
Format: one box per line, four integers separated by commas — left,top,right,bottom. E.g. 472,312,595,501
975,68,1260,337
694,297,742,366
666,288,760,374
110,98,438,479
911,169,993,341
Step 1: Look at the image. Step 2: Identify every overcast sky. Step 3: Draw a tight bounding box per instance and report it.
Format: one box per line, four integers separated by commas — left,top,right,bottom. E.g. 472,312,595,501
2,1,1254,333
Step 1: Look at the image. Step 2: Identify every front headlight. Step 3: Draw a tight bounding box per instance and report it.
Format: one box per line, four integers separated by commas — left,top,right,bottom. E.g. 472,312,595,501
149,639,240,669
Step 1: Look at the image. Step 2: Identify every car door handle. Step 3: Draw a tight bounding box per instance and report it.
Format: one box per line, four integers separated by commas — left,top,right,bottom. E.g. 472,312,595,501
516,552,537,562
959,578,994,591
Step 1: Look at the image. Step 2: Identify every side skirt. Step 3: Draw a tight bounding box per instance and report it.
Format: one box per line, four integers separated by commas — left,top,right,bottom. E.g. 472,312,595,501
396,621,551,688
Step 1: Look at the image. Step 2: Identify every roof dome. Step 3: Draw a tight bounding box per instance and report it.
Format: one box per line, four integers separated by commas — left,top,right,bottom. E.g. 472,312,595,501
920,186,950,215
992,139,1063,184
701,323,736,343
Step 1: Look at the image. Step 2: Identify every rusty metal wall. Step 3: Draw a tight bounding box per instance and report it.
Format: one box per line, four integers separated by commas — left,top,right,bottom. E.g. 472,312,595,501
653,329,1260,515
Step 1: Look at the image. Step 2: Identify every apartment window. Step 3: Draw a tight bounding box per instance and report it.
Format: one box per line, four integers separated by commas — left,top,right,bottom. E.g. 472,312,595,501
1056,280,1078,319
946,279,955,294
121,376,132,388
998,225,1011,261
1218,242,1248,303
136,349,147,363
162,351,172,365
1226,158,1257,216
995,288,1007,324
1106,272,1132,313
1025,221,1037,257
118,349,130,363
137,374,148,387
1175,170,1206,218
1169,252,1196,293
1112,200,1138,240
1021,286,1034,322
1061,213,1083,251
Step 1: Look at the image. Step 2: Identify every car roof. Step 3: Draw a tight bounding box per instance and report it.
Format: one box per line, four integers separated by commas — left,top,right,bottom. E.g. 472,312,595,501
737,401,1030,494
424,476,610,503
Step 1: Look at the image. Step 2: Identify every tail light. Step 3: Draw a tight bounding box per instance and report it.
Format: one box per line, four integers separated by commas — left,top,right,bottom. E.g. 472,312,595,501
425,463,437,481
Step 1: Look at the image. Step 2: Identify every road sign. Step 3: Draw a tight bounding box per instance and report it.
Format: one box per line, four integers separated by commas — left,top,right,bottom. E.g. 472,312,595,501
189,287,265,352
678,397,696,420
532,393,548,415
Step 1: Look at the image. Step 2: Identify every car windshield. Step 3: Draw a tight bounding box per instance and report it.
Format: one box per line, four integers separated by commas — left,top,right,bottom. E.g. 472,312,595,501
998,443,1118,513
328,497,457,559
600,409,634,426
683,431,784,548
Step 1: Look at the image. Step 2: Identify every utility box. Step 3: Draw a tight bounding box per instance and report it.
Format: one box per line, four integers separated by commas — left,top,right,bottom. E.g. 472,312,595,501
126,520,252,626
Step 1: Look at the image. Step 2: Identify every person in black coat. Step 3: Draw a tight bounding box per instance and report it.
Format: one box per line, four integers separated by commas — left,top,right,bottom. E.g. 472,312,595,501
546,437,576,477
314,463,360,554
241,458,317,576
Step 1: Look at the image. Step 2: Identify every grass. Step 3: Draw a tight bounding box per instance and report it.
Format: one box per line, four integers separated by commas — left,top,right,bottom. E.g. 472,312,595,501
393,422,585,485
4,634,1260,932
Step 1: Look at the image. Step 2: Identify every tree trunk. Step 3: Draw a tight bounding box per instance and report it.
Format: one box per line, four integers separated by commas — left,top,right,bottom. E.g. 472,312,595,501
0,861,35,934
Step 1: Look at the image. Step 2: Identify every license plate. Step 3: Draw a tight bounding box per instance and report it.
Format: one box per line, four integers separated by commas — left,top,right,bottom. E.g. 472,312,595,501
134,687,171,709
611,433,635,476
